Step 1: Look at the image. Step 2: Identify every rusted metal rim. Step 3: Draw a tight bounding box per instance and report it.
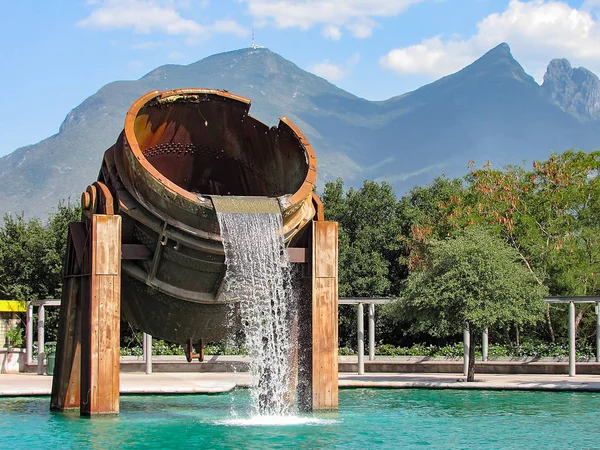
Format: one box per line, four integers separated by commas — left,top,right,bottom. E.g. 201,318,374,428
123,88,317,212
278,117,317,209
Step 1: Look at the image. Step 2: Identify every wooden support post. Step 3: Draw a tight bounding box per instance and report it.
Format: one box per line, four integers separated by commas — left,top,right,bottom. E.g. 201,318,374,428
298,221,338,411
51,216,122,415
80,215,122,415
51,223,86,411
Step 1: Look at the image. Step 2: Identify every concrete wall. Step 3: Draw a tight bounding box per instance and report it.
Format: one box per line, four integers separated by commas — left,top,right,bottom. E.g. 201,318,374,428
337,358,600,375
22,355,600,375
0,348,25,374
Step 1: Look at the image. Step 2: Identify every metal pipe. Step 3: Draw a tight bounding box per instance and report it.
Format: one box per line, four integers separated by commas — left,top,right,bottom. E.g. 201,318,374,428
37,305,45,375
569,301,576,377
145,333,153,375
357,303,364,375
143,332,148,362
596,302,600,363
368,303,375,361
26,301,33,365
482,327,489,362
463,325,470,377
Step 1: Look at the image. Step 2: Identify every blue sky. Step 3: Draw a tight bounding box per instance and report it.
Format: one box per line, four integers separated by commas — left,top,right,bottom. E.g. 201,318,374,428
2,0,599,156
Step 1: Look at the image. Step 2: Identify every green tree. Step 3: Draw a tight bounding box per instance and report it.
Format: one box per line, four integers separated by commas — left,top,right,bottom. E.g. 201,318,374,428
0,201,81,340
322,178,404,347
454,151,600,341
398,227,547,381
397,176,467,270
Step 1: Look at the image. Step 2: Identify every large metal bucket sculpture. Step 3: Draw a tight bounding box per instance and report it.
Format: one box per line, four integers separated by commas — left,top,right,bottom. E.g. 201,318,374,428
51,89,337,416
98,89,318,344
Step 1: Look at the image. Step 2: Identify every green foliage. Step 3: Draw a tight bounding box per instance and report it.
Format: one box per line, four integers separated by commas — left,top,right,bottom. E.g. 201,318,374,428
322,179,405,347
362,341,597,360
120,340,184,357
120,340,249,356
322,178,403,297
399,227,547,338
0,201,81,301
5,324,23,348
0,201,81,342
460,151,600,298
338,346,356,356
204,342,248,355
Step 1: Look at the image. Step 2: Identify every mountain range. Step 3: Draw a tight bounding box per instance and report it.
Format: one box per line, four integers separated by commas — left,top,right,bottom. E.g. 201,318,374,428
2,42,600,219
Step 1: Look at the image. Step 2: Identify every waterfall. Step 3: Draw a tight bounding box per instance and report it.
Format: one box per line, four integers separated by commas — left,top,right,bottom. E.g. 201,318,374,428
214,197,296,417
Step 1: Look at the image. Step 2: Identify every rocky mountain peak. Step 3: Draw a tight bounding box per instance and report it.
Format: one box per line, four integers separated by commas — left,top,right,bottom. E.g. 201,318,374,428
450,42,535,86
542,58,600,121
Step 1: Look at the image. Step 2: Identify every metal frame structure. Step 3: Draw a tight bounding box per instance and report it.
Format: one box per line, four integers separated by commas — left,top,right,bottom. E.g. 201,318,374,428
343,296,600,377
338,298,392,375
544,297,600,376
25,299,60,375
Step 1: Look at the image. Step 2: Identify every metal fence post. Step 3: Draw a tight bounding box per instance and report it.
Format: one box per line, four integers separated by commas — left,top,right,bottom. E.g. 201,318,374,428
37,305,45,375
569,301,576,377
482,327,489,362
26,301,33,365
368,303,375,361
463,325,470,377
596,302,600,362
357,303,364,375
144,333,153,375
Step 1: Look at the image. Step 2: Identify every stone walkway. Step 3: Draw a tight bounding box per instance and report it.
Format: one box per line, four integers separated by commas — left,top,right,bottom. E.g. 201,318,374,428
2,372,600,396
339,372,600,391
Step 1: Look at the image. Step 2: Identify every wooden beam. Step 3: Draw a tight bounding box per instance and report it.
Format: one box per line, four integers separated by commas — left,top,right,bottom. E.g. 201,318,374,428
298,221,338,411
313,221,338,409
81,215,122,416
51,223,85,411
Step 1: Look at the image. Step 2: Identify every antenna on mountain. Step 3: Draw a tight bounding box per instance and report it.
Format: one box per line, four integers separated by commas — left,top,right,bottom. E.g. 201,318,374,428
251,28,261,49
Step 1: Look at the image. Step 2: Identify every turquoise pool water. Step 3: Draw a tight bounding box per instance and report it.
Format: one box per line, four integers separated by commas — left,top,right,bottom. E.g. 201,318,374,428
1,389,599,449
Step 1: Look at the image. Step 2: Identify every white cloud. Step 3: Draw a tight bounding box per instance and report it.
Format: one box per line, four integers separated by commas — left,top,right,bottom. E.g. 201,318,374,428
79,0,248,39
381,36,474,76
310,60,346,81
346,18,376,39
212,19,250,37
380,0,600,81
243,0,422,39
322,25,342,40
309,53,361,82
78,0,205,35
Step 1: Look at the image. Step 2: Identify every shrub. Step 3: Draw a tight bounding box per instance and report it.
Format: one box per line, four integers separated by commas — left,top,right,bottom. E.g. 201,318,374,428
5,325,23,348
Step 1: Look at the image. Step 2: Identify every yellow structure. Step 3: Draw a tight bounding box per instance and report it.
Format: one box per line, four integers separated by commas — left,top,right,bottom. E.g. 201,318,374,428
0,300,25,348
0,300,27,312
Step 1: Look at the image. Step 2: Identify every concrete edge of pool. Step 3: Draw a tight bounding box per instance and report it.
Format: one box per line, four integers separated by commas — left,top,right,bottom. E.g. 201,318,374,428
2,372,600,397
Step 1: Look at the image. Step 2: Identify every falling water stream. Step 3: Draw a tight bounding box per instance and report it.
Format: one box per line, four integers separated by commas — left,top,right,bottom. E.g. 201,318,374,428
214,197,296,418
